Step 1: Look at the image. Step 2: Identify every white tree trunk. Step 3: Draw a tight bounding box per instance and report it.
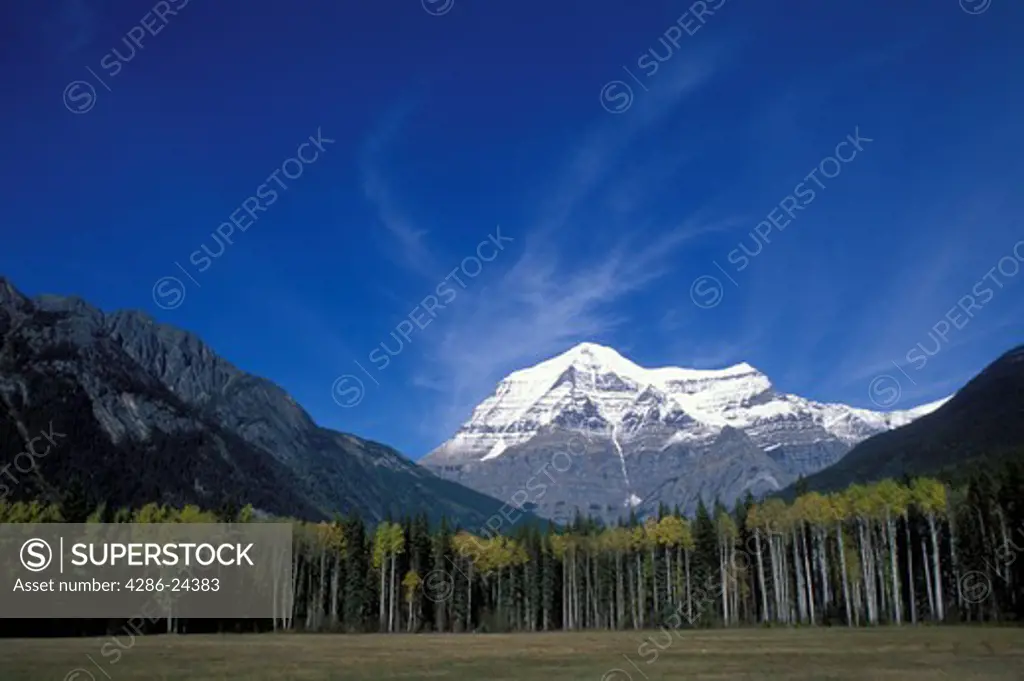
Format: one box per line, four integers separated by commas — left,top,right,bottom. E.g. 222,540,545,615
921,537,935,620
905,520,916,624
886,513,902,625
800,526,816,624
379,561,387,631
858,521,876,625
928,514,944,621
837,522,852,626
720,541,729,625
684,549,692,624
388,554,397,633
793,530,806,623
635,553,644,628
754,530,769,623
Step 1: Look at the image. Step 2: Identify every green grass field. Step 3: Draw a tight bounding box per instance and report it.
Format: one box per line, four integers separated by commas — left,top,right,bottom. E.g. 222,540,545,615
2,628,1022,680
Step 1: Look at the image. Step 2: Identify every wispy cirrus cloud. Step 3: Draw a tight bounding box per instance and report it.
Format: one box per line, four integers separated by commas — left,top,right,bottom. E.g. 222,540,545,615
353,51,735,447
359,102,439,278
532,57,723,238
426,218,723,401
388,56,734,443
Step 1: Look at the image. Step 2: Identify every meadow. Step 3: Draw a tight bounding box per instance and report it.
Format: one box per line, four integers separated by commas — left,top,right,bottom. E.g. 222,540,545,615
2,627,1023,680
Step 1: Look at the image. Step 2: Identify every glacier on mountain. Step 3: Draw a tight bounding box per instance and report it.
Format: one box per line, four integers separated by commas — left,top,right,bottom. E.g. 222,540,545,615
422,342,948,523
428,342,946,462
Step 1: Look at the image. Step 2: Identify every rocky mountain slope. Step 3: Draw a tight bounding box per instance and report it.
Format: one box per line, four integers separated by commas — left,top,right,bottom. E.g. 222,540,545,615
792,344,1024,494
421,342,946,523
0,276,517,526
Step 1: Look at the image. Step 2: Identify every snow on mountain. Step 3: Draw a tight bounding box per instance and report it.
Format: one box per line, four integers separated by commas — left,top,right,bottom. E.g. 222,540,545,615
422,343,947,524
427,342,944,463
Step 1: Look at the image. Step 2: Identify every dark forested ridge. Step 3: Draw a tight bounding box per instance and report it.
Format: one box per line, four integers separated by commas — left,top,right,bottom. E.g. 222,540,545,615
792,345,1024,495
2,459,1024,638
0,276,528,527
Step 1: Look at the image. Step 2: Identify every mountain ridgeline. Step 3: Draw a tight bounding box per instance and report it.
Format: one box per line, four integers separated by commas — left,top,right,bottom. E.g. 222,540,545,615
0,277,523,527
791,344,1024,494
2,274,1019,530
422,343,948,524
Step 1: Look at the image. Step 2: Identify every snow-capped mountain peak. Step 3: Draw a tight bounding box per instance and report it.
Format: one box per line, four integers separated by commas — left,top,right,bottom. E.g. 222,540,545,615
422,342,950,524
425,342,945,463
511,342,759,388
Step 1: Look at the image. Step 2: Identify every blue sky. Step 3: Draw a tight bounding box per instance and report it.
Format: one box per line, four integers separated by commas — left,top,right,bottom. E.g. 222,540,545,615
1,0,1022,459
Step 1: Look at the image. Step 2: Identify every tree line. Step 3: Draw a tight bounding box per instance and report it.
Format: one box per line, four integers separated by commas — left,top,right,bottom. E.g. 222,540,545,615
1,461,1023,637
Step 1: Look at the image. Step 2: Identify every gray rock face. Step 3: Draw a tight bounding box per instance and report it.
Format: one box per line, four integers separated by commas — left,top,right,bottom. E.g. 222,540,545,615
0,277,512,525
428,426,797,524
422,342,946,524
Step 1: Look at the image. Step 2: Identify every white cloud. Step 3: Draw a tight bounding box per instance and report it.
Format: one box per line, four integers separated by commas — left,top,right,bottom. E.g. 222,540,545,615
416,221,721,441
401,58,729,445
359,102,439,278
355,53,733,448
